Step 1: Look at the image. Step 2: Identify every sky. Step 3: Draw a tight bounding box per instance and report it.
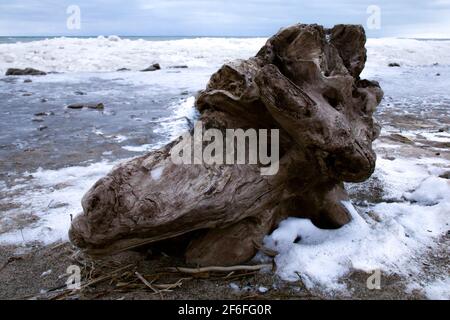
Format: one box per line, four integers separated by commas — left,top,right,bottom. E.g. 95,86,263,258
0,0,449,38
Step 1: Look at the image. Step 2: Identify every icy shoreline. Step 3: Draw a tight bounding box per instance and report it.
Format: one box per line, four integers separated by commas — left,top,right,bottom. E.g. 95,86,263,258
1,128,448,299
1,37,450,75
0,37,449,299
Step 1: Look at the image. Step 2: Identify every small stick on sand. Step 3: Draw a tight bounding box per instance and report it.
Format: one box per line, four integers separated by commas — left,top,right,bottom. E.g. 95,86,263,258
168,264,272,274
135,271,159,294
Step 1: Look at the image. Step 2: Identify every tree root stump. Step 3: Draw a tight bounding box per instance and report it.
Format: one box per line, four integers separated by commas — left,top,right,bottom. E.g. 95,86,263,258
69,24,383,266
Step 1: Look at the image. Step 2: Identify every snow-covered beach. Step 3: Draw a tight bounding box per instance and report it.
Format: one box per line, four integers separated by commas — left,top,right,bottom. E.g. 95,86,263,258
0,36,449,299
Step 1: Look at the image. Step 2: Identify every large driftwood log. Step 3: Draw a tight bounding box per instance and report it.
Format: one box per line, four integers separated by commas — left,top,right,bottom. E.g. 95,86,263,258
69,24,383,266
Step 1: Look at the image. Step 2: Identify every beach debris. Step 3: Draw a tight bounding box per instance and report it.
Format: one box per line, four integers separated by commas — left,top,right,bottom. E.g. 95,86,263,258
70,24,383,267
66,103,105,110
87,103,105,110
6,68,47,76
66,104,83,109
388,62,401,67
41,269,52,277
388,133,414,144
141,63,161,72
34,111,54,117
439,171,450,179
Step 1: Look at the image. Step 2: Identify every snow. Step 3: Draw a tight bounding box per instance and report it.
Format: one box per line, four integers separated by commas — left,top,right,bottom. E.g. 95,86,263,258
114,135,128,143
0,95,196,246
123,96,197,152
41,269,52,277
365,38,450,68
153,96,198,142
419,131,450,143
263,155,450,295
405,177,450,205
0,161,115,245
107,35,121,42
0,37,266,73
229,283,240,291
1,37,449,75
258,286,269,293
423,278,450,300
151,166,165,181
122,144,154,152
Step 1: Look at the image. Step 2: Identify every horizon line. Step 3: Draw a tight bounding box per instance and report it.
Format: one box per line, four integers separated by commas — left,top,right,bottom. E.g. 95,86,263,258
1,35,450,41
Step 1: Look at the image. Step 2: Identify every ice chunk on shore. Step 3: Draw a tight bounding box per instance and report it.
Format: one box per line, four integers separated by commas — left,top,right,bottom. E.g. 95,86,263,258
1,37,449,74
424,278,450,300
0,37,266,73
151,166,164,180
405,176,450,205
0,161,115,245
263,155,450,295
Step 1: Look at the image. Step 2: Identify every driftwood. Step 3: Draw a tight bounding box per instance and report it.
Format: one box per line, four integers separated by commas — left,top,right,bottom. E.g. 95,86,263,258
69,24,383,266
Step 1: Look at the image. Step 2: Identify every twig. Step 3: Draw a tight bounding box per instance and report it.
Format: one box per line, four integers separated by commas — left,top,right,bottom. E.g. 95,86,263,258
135,271,159,294
295,271,315,297
80,264,134,289
168,264,272,274
153,278,189,290
242,293,265,300
219,271,258,281
50,241,67,251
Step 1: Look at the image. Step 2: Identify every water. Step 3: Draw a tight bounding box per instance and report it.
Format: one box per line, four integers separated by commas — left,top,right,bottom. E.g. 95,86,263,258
0,70,208,180
0,36,260,44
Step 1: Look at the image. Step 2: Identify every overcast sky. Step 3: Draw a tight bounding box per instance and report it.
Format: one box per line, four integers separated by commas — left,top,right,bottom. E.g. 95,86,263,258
0,0,449,38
